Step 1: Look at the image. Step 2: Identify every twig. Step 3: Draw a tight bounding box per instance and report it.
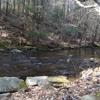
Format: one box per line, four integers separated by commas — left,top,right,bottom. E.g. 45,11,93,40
67,56,77,74
78,60,87,72
76,9,95,27
55,87,77,100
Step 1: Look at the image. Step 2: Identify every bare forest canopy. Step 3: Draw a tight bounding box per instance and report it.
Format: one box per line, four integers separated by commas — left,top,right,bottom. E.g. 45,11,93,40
0,0,100,47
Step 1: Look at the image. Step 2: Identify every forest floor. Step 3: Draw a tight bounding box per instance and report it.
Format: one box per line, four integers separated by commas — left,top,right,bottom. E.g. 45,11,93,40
0,17,95,50
5,67,99,100
0,32,96,51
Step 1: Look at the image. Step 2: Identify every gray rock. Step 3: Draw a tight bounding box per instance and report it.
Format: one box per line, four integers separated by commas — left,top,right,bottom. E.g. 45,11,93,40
59,59,63,62
59,70,74,75
37,63,42,65
81,95,96,100
0,77,28,93
26,76,48,86
16,56,29,63
86,77,92,81
11,49,22,53
0,93,10,99
0,49,4,52
69,54,73,57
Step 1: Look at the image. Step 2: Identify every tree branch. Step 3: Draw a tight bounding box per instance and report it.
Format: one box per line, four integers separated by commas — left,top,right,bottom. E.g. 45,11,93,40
76,9,95,27
75,0,96,8
75,0,100,14
94,0,100,6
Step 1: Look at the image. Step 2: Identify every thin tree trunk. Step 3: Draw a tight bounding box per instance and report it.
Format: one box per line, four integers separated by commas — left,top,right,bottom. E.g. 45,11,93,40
92,18,98,44
13,0,16,14
6,0,9,16
0,0,1,11
79,23,87,45
17,1,21,16
22,0,25,15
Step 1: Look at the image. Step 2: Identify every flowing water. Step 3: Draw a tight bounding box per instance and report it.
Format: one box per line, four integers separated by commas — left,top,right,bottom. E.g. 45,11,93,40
0,48,100,79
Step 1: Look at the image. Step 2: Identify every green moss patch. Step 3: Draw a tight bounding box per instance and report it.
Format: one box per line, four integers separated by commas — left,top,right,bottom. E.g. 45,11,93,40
19,80,29,92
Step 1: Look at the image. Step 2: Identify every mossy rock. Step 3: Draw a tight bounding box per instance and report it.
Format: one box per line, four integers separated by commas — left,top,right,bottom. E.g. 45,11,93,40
19,80,29,92
42,81,63,88
95,91,100,100
51,83,63,88
48,76,70,88
0,77,28,93
48,76,70,84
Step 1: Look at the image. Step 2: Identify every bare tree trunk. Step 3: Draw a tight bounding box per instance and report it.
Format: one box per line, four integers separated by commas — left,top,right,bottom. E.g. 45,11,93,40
6,0,9,16
17,1,21,16
13,0,16,14
31,0,36,46
92,18,98,44
22,0,25,15
0,0,1,11
79,23,87,45
62,0,66,21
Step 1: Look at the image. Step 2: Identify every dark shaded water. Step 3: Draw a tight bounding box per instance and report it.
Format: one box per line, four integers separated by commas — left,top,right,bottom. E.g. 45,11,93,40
0,48,100,78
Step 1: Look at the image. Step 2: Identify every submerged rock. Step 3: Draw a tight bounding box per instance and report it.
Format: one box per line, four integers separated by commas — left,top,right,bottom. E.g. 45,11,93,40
2,64,10,67
0,77,28,93
59,59,63,62
59,70,75,76
0,49,4,51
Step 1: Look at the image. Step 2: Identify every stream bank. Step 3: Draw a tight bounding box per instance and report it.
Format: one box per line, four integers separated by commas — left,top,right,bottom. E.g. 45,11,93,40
0,67,100,100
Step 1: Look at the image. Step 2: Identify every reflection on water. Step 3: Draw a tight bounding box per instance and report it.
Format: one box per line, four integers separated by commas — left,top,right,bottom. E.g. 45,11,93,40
0,48,100,77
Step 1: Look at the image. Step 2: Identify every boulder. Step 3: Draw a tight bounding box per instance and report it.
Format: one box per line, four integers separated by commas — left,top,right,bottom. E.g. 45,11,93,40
26,76,48,86
0,77,28,93
26,76,70,88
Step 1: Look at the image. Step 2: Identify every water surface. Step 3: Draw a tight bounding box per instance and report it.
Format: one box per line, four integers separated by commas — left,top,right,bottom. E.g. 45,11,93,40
0,48,100,78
